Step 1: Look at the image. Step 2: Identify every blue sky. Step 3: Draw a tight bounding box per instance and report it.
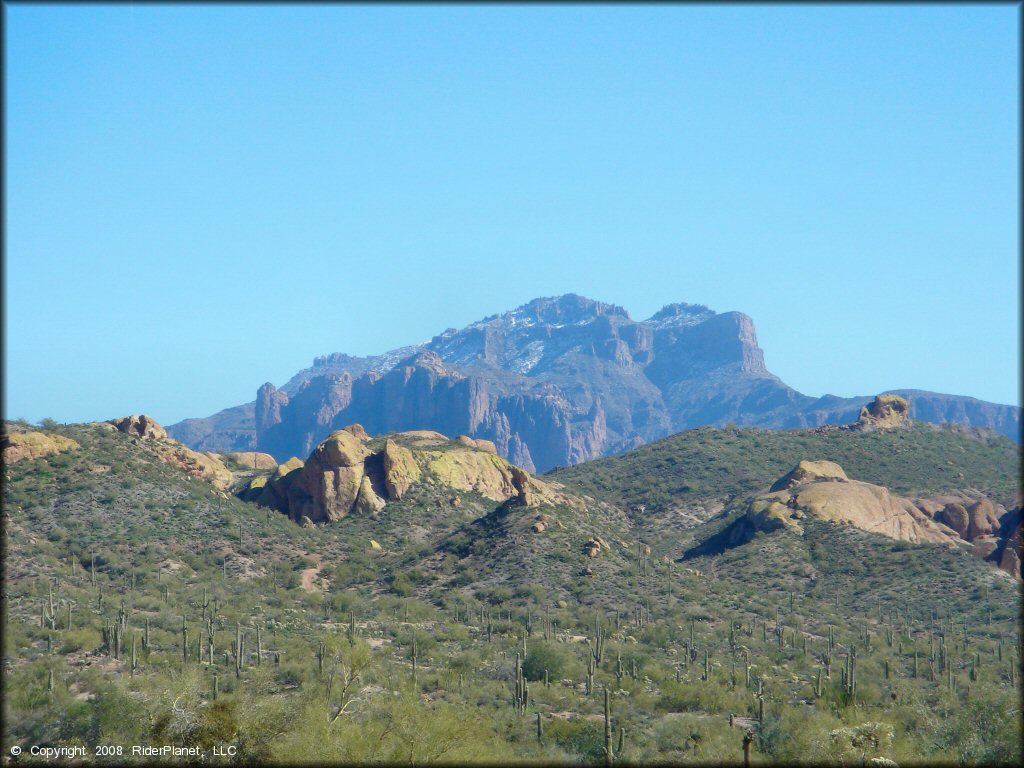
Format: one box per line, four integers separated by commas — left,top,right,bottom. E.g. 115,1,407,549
5,4,1019,425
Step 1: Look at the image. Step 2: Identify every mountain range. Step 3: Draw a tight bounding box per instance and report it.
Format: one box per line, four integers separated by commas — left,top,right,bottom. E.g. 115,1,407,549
168,294,1020,472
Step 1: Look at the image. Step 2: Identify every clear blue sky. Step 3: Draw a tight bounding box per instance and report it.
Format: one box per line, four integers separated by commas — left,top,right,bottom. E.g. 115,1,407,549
5,4,1019,426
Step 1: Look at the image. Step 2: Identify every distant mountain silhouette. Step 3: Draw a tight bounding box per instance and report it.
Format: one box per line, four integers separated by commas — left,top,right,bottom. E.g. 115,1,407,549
168,294,1020,470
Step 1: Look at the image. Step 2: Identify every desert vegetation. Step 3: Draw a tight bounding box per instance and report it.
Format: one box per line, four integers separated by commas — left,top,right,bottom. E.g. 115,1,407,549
2,420,1020,764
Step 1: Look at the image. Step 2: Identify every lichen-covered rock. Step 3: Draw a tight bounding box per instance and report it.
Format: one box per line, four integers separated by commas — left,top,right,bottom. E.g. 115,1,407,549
110,415,167,440
250,423,582,525
239,474,269,502
427,450,522,501
381,439,420,499
2,431,80,464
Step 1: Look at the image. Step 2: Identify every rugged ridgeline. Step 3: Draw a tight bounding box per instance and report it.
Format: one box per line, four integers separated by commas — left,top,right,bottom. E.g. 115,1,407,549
168,294,1021,471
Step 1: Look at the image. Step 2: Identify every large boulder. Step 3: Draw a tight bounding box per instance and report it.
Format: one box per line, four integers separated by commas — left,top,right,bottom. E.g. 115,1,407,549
998,520,1021,578
852,394,911,432
110,414,167,440
254,457,304,511
2,431,80,464
289,430,372,522
741,461,955,545
770,460,848,492
225,452,278,470
343,423,370,442
381,439,420,499
354,474,386,515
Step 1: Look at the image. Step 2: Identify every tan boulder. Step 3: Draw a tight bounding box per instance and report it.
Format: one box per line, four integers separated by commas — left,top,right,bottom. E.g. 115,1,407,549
583,537,608,557
343,423,370,442
255,457,304,511
745,461,956,545
110,414,167,440
2,431,80,464
382,439,421,499
226,452,278,470
354,474,386,515
853,394,911,431
965,498,1001,540
289,430,374,522
320,429,370,467
793,482,951,544
510,465,535,506
998,521,1021,579
938,503,970,539
770,460,848,492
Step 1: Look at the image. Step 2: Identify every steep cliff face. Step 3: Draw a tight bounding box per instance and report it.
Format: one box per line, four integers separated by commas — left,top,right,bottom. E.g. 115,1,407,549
167,294,1021,467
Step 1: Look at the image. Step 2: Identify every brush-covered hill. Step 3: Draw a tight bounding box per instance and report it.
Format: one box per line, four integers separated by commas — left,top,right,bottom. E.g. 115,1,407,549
3,415,1022,764
547,414,1019,511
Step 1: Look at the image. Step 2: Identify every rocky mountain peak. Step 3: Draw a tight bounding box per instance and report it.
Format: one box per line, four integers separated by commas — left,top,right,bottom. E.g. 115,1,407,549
472,293,631,331
643,302,716,329
167,295,1021,469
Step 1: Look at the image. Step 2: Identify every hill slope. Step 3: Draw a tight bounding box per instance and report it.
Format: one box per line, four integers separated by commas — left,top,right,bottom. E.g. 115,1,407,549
3,417,1021,764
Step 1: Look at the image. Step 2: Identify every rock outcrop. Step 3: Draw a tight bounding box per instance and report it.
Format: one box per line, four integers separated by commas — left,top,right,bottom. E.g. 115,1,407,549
770,460,848,491
225,452,278,470
852,395,912,432
997,519,1021,577
245,457,304,508
107,415,234,489
687,459,1021,579
289,430,373,523
381,439,420,499
2,430,80,464
249,424,575,524
706,461,958,551
110,414,167,440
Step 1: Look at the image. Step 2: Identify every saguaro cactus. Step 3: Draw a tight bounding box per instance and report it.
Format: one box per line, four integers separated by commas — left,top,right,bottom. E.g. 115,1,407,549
604,686,614,767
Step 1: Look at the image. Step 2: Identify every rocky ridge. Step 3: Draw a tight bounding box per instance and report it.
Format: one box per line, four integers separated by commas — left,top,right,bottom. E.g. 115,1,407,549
240,424,582,526
168,295,1020,469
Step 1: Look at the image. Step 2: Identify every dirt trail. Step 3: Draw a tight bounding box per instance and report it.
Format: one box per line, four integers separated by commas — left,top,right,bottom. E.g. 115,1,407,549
300,554,323,592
